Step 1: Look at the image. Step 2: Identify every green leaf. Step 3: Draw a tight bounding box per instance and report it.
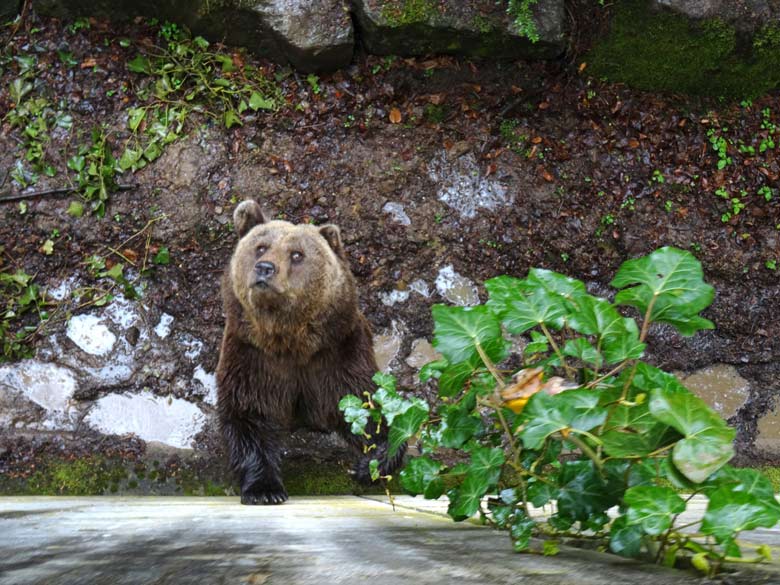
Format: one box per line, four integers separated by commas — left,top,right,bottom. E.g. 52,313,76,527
519,389,606,449
609,515,645,557
127,55,151,74
556,460,613,522
562,337,602,367
440,407,481,448
118,147,142,171
431,304,507,365
388,403,428,457
66,201,84,218
624,486,686,535
523,330,549,356
153,247,170,265
419,358,447,383
338,395,369,436
510,511,536,552
437,359,477,397
41,239,54,255
399,456,443,498
224,109,242,128
448,475,485,519
127,108,146,132
649,385,735,483
501,287,568,335
705,466,780,514
611,246,715,336
522,268,587,304
372,371,396,392
248,91,275,111
468,446,505,487
701,486,780,542
368,459,380,481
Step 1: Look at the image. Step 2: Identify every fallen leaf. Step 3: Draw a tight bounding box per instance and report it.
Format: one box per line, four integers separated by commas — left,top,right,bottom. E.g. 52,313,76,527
122,248,139,263
578,62,587,73
80,58,97,69
531,136,542,144
541,168,554,182
389,108,402,124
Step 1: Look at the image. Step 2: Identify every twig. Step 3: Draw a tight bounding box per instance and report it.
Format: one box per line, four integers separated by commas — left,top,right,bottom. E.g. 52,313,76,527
0,183,137,204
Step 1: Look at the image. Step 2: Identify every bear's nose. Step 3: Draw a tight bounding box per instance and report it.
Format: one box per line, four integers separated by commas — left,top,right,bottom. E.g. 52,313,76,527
255,261,277,281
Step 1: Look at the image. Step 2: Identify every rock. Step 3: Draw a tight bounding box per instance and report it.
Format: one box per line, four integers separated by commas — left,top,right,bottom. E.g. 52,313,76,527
254,0,354,72
0,0,19,21
352,0,565,59
651,0,772,24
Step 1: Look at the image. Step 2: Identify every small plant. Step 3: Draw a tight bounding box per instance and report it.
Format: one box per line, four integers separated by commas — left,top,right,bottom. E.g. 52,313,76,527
507,0,540,42
707,128,732,170
0,269,49,362
766,259,777,271
306,73,322,95
651,169,665,184
343,248,779,574
758,185,773,202
67,127,118,218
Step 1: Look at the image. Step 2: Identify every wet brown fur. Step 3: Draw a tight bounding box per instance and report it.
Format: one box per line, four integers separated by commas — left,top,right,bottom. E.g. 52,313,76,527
216,200,403,505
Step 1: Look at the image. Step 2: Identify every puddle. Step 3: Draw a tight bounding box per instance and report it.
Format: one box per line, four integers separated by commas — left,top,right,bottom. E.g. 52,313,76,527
85,391,207,449
756,408,780,452
405,338,441,374
0,360,78,429
427,151,510,218
678,364,749,419
382,202,411,225
435,265,479,306
373,320,405,372
66,314,116,356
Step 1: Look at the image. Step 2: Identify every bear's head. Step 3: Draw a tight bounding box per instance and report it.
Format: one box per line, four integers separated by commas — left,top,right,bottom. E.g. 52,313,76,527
229,200,353,324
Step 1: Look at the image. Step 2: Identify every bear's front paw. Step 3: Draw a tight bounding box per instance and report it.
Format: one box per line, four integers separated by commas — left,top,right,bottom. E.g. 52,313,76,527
241,480,288,505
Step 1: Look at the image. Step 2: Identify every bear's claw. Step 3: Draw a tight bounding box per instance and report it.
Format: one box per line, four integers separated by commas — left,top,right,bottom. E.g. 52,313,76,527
241,482,288,505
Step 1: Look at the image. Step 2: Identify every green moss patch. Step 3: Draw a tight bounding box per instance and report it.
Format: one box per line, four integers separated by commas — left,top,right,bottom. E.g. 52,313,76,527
380,0,440,27
587,0,780,99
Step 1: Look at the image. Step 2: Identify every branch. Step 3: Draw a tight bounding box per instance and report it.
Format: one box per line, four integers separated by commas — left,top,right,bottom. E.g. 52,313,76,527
0,183,137,203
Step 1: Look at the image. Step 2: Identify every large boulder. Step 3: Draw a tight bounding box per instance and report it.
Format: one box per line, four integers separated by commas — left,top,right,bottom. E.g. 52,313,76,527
352,0,565,59
652,0,773,24
1,0,19,22
32,0,353,72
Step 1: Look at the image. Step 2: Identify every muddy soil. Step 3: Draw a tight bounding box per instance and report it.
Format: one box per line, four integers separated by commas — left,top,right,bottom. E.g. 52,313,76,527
1,13,779,487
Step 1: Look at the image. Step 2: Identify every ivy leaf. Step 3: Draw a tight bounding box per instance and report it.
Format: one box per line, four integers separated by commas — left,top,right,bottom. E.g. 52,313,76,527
419,358,447,383
372,371,397,392
127,107,146,132
399,456,444,499
701,487,780,542
437,358,479,398
510,511,536,552
500,287,569,335
649,385,735,483
611,246,715,336
338,395,369,436
431,304,507,365
705,466,780,514
562,337,602,368
127,55,151,74
388,403,428,456
440,407,481,448
153,247,170,265
556,460,612,522
523,330,549,356
468,446,505,488
609,515,645,557
521,268,587,305
248,91,275,111
224,109,242,128
519,389,606,450
624,486,686,535
485,275,523,314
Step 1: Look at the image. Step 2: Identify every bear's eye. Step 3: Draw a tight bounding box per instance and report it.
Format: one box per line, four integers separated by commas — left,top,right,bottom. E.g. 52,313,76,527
256,245,267,256
290,251,304,264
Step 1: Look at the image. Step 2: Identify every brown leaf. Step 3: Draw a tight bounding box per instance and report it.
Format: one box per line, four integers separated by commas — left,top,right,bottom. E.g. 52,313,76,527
538,101,550,110
531,136,542,144
485,163,497,177
578,62,587,73
540,168,554,182
389,108,402,124
80,58,97,69
121,249,139,263
628,139,640,149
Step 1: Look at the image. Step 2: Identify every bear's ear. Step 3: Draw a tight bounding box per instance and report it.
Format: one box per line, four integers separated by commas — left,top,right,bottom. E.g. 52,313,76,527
319,224,345,260
233,200,268,238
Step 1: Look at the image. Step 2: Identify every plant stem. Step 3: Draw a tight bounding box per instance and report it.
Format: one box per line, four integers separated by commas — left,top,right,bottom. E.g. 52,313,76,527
475,339,505,390
539,322,575,378
565,433,603,472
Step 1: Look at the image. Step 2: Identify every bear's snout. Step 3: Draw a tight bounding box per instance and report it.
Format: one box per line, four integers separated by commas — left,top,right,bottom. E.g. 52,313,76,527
255,261,277,285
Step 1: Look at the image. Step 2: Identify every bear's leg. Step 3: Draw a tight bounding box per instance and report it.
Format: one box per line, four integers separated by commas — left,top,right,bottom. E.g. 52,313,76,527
222,417,288,505
339,423,407,485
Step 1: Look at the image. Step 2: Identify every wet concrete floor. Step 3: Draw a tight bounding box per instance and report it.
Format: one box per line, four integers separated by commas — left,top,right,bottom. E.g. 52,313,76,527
0,496,778,585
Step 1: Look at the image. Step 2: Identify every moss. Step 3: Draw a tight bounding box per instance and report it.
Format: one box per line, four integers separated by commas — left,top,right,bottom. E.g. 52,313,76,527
9,456,128,495
587,0,780,99
758,466,780,492
472,15,496,34
380,0,439,27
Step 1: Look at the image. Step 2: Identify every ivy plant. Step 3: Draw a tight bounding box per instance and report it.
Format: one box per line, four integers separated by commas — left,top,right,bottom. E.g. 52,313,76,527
341,247,778,575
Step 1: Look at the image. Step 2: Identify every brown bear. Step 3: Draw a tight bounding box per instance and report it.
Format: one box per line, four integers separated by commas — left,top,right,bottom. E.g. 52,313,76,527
216,199,404,504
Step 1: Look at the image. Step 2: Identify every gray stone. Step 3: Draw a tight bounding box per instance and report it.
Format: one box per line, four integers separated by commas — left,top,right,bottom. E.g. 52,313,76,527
651,0,774,27
255,0,354,72
0,496,776,585
353,0,565,59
